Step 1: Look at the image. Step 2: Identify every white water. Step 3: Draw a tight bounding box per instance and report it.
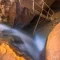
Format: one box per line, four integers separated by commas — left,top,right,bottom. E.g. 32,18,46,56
0,24,45,60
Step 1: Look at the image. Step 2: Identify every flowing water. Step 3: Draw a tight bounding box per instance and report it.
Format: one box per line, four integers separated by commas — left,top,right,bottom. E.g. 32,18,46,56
0,24,46,60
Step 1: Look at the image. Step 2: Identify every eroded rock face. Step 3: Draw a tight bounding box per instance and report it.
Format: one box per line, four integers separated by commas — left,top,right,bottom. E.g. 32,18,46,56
0,0,44,28
14,0,34,28
46,23,60,60
0,0,35,27
0,0,54,28
0,0,16,26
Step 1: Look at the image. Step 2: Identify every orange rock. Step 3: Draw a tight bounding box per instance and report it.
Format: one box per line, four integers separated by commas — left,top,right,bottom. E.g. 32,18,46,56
0,40,25,60
46,23,60,60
